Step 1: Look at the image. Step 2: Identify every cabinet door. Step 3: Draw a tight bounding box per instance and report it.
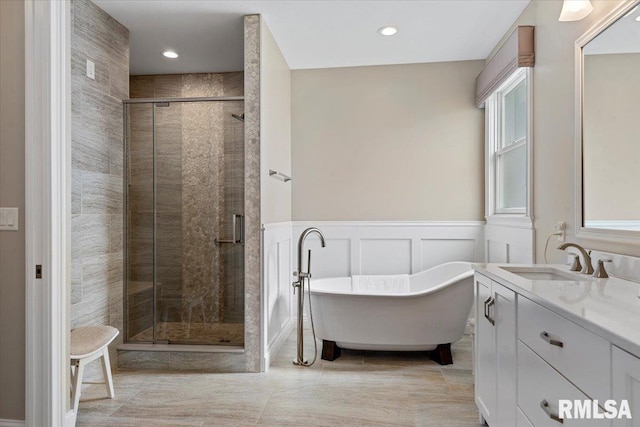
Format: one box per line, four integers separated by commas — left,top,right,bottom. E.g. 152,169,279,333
475,273,495,425
613,346,640,427
494,281,517,427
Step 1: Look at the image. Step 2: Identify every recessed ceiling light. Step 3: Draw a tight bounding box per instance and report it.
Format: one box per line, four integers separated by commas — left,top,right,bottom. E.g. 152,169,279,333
378,26,398,36
163,50,179,59
624,5,638,17
636,15,640,22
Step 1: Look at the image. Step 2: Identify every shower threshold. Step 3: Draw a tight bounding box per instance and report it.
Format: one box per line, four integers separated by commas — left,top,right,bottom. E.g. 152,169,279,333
117,342,244,353
126,321,244,348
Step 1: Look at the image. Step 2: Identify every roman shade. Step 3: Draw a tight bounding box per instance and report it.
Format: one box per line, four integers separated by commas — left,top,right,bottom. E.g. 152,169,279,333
475,26,535,108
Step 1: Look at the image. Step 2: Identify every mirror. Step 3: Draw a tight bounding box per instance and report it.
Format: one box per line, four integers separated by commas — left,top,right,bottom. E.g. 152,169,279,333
578,1,640,239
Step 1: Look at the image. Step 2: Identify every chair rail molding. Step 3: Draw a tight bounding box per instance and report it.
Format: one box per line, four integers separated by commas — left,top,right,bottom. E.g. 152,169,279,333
25,0,73,426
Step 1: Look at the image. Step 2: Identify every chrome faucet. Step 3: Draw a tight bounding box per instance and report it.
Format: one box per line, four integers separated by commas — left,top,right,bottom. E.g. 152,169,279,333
293,227,326,285
292,227,326,366
557,243,594,275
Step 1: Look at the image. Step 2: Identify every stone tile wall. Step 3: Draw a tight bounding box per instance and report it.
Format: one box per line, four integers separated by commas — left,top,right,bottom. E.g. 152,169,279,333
243,14,262,372
70,0,129,377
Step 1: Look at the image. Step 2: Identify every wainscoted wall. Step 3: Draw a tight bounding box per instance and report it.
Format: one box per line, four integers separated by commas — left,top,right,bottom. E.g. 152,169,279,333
484,222,535,264
262,220,484,368
292,221,484,278
262,223,294,369
70,0,129,379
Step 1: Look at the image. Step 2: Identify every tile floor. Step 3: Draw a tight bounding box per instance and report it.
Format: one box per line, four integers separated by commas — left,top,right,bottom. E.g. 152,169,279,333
77,330,480,426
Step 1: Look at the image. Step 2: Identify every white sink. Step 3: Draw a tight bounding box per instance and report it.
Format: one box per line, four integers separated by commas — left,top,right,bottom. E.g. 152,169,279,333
499,266,591,282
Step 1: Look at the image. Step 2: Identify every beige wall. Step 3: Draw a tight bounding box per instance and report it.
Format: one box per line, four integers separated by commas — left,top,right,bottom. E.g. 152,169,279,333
260,19,292,224
0,0,26,421
583,53,640,221
291,61,485,221
490,0,640,261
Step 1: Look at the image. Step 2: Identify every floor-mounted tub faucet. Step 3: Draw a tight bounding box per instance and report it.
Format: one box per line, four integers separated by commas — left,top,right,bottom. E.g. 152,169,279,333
292,227,326,366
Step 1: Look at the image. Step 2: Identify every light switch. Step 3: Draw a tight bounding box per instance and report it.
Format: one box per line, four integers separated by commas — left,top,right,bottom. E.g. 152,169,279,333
86,59,95,80
0,208,19,231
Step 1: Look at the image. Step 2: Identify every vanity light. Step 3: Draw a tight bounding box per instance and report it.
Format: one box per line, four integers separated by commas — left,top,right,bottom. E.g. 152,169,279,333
162,50,179,59
558,0,594,22
378,26,398,36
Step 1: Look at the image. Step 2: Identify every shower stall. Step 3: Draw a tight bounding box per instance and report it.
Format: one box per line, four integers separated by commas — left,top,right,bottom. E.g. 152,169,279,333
124,96,245,346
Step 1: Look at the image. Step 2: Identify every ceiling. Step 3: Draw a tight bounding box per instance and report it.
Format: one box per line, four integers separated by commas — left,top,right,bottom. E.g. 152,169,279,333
94,0,530,75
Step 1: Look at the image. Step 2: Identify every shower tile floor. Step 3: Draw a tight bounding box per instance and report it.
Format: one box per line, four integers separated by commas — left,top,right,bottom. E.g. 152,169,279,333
76,331,480,426
129,322,244,345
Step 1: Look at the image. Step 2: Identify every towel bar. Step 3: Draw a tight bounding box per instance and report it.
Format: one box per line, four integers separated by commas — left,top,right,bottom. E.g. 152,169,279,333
269,169,291,182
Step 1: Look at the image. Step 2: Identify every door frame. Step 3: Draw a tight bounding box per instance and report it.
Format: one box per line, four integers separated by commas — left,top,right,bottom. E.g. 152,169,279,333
24,0,73,425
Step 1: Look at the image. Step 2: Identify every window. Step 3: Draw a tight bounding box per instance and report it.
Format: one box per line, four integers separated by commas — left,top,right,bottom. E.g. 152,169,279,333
486,68,531,220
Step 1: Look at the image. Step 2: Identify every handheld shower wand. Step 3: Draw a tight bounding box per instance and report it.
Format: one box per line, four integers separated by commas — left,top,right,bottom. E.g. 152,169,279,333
292,227,326,366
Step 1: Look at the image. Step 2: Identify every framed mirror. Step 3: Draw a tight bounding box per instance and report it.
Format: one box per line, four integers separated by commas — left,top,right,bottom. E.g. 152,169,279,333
575,0,640,243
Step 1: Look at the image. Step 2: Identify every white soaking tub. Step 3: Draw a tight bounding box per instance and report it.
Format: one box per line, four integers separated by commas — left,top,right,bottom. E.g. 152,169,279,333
309,261,474,365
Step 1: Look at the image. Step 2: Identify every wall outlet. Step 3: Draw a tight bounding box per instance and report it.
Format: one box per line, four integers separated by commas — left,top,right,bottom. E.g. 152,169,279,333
86,59,95,80
555,221,566,242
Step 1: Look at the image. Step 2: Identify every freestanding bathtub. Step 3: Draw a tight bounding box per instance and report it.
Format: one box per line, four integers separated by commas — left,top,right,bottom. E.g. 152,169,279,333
309,261,474,365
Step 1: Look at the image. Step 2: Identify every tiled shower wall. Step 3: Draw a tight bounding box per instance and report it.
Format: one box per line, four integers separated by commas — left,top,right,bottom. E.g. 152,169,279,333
128,73,245,340
118,15,260,371
70,0,129,375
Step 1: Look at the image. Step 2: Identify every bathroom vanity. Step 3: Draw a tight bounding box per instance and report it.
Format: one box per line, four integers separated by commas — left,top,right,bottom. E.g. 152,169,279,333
473,263,640,427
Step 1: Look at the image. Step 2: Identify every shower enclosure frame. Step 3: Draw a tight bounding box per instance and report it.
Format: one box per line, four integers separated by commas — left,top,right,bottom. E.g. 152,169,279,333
122,95,245,347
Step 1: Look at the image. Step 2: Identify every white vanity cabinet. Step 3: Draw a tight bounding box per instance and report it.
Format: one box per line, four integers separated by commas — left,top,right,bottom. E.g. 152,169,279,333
474,265,640,427
475,273,517,427
612,346,640,427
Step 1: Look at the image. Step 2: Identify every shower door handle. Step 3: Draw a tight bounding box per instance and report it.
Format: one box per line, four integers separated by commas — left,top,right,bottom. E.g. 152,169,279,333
215,214,244,245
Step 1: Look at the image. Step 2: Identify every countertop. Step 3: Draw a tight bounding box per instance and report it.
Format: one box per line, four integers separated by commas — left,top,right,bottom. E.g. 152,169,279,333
473,263,640,358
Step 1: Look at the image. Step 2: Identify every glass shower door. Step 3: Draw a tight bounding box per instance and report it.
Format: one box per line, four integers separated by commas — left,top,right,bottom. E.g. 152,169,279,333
126,102,155,343
125,99,245,346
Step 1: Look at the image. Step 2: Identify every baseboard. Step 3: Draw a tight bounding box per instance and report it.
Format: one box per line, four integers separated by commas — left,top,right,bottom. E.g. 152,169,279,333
264,318,294,370
0,419,26,427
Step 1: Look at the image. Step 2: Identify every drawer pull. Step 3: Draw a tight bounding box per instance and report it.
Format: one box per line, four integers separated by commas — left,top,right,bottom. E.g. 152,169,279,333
540,399,564,424
484,296,495,326
540,331,564,348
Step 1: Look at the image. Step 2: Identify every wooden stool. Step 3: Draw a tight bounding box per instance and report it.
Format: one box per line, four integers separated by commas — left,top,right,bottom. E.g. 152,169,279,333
70,326,119,412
